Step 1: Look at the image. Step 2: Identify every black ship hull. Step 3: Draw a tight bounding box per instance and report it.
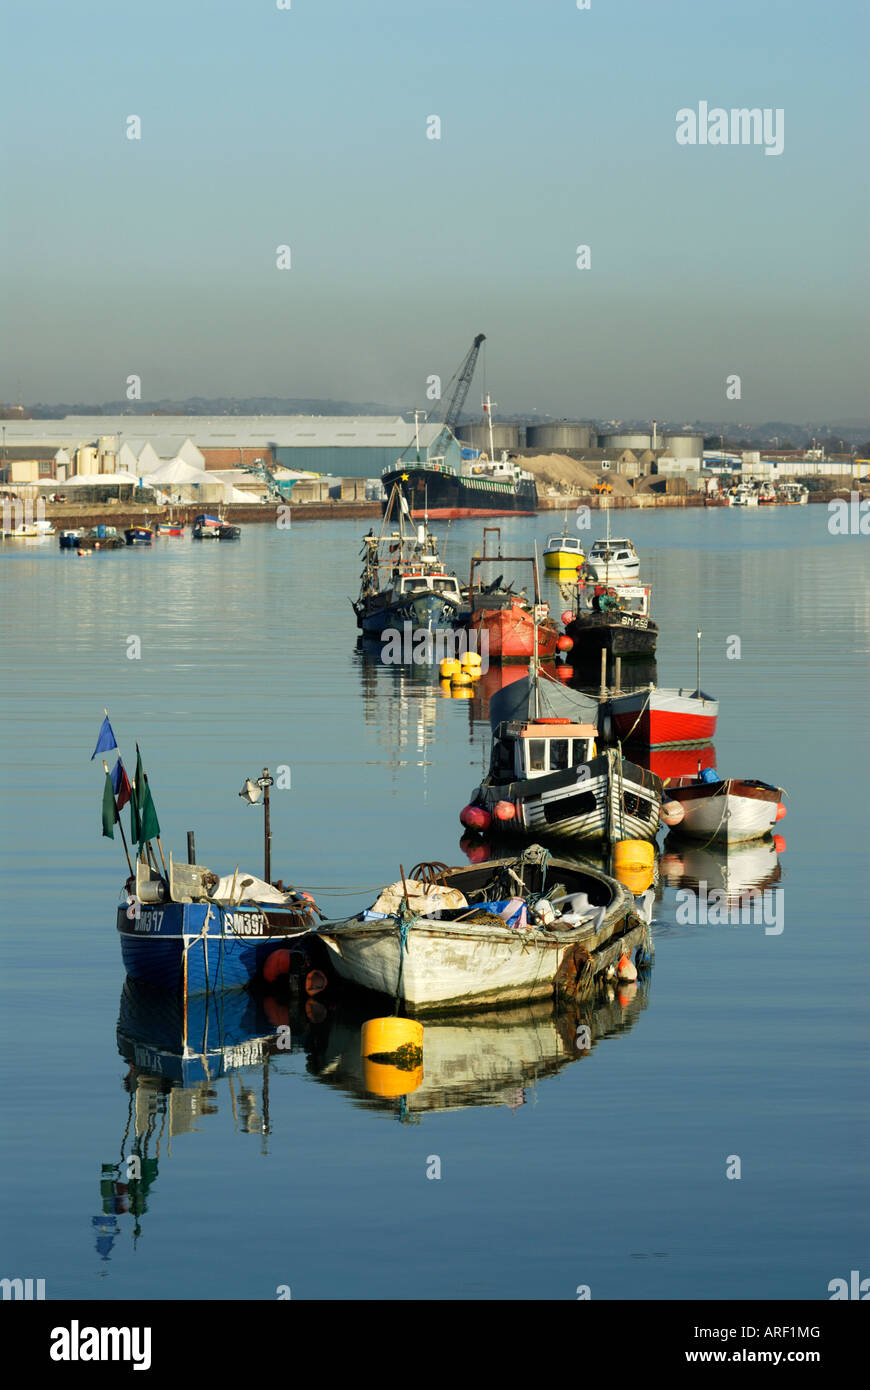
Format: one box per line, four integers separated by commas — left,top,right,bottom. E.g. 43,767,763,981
382,465,537,518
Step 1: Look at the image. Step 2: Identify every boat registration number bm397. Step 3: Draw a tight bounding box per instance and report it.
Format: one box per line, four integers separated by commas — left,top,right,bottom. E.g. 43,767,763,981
225,910,268,936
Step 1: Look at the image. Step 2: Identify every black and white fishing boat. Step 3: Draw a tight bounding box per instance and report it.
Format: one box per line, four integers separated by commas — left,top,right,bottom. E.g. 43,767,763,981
462,647,663,844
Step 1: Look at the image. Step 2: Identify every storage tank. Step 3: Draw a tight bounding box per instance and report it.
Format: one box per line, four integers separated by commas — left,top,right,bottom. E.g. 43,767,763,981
598,430,653,451
525,421,594,451
457,421,520,453
664,433,705,459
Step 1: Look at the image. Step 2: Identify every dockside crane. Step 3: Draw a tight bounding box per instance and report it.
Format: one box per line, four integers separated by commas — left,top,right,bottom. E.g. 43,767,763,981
400,332,486,463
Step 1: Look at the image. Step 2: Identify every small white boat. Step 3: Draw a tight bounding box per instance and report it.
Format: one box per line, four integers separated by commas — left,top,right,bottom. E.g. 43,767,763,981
3,518,55,538
664,775,784,843
777,482,809,505
585,536,640,582
727,485,759,507
317,846,647,1013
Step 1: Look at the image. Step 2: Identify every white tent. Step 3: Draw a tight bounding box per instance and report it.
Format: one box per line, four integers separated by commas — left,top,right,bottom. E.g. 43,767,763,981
143,457,211,486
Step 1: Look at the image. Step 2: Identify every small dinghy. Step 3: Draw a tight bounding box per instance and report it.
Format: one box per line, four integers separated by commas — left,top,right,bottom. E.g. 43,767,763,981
316,845,649,1014
663,770,785,843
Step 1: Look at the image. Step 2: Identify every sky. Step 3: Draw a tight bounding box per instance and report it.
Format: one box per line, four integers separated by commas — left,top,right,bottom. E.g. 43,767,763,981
1,0,868,422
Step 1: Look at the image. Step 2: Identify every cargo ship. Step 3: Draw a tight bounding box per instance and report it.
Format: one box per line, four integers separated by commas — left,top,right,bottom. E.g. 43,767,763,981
381,397,537,519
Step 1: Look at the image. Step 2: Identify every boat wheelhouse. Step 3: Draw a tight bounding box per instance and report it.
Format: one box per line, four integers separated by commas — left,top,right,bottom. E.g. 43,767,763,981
543,533,586,571
585,537,639,582
469,667,663,844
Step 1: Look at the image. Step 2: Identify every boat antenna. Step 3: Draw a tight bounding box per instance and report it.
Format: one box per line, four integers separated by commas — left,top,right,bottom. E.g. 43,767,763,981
696,628,702,696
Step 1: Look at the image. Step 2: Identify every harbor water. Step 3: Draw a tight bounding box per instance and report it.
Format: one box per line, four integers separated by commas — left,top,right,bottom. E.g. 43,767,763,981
0,506,867,1300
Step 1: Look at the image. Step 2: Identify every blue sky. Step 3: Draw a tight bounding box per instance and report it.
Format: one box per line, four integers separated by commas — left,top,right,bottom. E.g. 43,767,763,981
2,0,868,420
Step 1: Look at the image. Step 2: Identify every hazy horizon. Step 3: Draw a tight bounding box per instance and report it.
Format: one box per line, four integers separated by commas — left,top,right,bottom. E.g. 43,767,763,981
2,1,867,418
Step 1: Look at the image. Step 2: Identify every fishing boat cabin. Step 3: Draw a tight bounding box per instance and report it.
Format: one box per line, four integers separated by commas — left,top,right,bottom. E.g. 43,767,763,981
490,717,599,782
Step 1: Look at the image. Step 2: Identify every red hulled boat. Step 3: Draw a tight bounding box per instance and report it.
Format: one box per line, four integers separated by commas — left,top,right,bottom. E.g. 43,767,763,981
607,686,718,747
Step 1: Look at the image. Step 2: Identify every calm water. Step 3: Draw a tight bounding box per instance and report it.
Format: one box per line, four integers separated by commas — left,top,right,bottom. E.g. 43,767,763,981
1,506,867,1300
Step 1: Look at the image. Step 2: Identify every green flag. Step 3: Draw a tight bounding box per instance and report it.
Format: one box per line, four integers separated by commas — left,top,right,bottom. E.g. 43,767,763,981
138,779,160,848
101,769,116,839
135,746,160,848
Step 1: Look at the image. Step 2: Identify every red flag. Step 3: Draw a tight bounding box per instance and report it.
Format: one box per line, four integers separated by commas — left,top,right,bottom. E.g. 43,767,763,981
111,759,132,812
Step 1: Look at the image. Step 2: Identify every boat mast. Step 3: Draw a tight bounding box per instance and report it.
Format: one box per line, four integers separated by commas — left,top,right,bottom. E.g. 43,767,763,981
484,393,496,464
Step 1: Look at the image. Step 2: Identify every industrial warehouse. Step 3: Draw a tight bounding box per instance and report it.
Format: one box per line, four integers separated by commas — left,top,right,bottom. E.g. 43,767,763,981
1,409,863,513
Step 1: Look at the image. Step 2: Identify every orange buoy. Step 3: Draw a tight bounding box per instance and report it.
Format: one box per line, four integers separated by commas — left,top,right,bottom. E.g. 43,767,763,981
494,800,516,821
305,968,328,996
460,804,491,831
557,634,573,652
773,834,786,853
617,952,638,982
561,610,574,625
460,835,492,864
556,665,574,681
263,948,291,983
660,799,685,826
775,802,787,821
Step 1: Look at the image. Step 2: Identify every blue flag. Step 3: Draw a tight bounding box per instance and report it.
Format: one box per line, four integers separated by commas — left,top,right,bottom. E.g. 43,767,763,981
91,716,117,761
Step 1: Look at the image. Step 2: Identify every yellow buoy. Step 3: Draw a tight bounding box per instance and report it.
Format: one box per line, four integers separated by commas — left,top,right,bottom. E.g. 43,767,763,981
361,1017,424,1098
613,839,655,872
451,670,472,687
614,862,654,895
361,1017,423,1055
461,650,482,671
440,657,460,680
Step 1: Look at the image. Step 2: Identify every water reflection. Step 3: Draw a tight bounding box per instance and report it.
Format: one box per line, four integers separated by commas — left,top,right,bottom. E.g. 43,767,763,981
99,970,651,1252
659,833,783,905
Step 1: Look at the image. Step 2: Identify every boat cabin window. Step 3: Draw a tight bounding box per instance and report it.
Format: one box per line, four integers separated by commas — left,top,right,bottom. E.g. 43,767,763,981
433,576,460,593
549,739,569,771
527,740,547,772
518,735,595,777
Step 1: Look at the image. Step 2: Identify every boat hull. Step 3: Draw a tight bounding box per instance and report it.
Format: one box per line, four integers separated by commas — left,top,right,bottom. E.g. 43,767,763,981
116,902,312,993
358,590,460,635
565,612,658,660
608,688,718,747
478,750,662,843
666,779,783,843
382,465,538,518
469,605,560,662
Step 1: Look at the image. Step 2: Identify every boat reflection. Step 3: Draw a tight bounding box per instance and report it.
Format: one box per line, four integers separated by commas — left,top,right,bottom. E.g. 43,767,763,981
100,965,652,1253
659,833,783,905
310,984,650,1119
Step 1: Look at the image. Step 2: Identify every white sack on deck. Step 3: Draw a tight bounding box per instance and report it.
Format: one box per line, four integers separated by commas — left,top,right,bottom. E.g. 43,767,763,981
371,881,468,915
210,872,294,905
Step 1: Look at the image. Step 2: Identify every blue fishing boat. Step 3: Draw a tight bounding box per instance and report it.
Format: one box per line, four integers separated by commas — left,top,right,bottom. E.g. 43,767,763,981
124,522,154,545
117,860,320,994
353,483,463,636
